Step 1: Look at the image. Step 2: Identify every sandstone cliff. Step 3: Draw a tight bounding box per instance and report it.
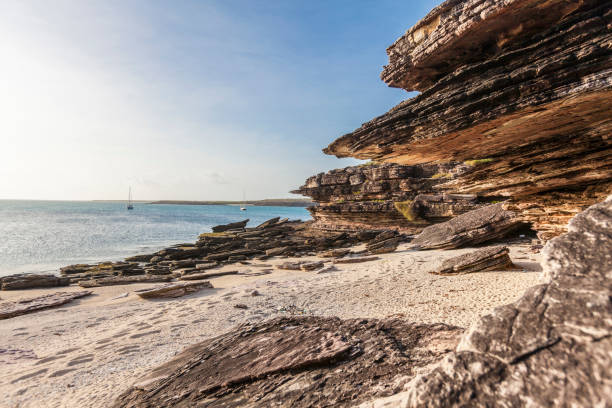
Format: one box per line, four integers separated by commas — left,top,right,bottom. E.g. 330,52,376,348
297,0,612,239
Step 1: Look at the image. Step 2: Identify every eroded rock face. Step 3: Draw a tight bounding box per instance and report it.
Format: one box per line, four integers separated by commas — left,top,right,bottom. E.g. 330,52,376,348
411,204,522,249
113,316,463,408
293,163,482,232
295,0,612,238
361,196,612,407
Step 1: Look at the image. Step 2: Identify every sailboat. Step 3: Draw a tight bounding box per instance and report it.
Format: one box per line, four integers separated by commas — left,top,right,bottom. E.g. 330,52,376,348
240,190,247,211
127,187,134,210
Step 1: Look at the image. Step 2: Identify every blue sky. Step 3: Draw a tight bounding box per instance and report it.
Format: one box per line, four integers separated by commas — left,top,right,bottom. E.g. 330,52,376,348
0,0,441,200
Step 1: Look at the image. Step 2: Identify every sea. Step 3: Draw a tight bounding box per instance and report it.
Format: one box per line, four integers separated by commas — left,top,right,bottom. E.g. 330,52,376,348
0,200,311,277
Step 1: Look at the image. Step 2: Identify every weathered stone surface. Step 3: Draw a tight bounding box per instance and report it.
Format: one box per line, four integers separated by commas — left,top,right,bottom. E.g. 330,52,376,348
0,291,92,319
113,316,463,407
429,246,514,275
300,261,325,271
333,256,380,264
293,163,481,232
294,0,612,239
78,275,172,288
0,274,70,290
178,270,238,281
276,261,304,270
360,196,612,407
411,203,521,249
318,248,351,258
212,219,249,233
137,281,213,299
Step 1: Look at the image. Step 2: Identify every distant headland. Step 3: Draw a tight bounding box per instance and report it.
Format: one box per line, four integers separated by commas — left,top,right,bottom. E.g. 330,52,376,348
149,198,313,207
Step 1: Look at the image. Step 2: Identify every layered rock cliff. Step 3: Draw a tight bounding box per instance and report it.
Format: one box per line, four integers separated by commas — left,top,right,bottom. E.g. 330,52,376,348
292,162,485,232
297,0,612,239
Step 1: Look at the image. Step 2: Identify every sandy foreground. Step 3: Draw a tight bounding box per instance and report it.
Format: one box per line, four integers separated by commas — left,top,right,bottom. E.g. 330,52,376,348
0,242,541,407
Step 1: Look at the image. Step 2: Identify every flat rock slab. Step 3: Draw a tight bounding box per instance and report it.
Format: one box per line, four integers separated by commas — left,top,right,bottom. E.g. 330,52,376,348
412,203,521,250
333,256,380,264
113,316,462,408
0,291,92,319
78,275,172,288
1,274,70,290
429,246,514,275
276,261,304,270
137,281,213,299
300,261,325,271
179,270,238,281
212,219,249,233
318,248,351,258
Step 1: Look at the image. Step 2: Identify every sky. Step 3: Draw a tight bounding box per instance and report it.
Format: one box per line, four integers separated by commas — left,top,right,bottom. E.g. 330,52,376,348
0,0,441,201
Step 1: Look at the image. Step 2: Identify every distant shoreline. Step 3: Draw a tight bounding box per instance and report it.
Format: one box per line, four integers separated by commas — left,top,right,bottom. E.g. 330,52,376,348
149,199,313,207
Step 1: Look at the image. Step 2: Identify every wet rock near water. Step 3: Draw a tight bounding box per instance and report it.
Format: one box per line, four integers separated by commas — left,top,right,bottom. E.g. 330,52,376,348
411,203,522,250
429,246,514,275
0,291,92,319
1,274,70,290
60,217,402,286
113,316,463,408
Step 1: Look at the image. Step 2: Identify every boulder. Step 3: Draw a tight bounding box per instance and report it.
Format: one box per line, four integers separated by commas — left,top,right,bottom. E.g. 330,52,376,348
0,291,92,319
137,281,213,299
411,204,521,250
112,316,462,407
1,274,70,290
429,246,514,275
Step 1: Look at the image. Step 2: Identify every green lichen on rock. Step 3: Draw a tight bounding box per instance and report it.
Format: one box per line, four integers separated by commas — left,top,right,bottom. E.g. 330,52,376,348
431,173,451,179
394,201,419,221
464,158,495,166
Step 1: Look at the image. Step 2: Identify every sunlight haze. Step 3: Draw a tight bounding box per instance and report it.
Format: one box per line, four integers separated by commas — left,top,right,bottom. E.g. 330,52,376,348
0,0,439,201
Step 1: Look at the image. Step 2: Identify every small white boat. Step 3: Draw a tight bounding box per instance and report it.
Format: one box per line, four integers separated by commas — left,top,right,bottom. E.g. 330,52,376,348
127,187,134,210
240,190,247,211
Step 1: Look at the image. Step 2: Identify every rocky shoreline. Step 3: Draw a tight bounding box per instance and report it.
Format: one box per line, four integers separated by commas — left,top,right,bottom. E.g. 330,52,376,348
2,0,611,406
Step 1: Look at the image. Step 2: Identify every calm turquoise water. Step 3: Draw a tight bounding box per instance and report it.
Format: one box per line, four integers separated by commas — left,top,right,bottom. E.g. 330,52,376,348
0,200,310,276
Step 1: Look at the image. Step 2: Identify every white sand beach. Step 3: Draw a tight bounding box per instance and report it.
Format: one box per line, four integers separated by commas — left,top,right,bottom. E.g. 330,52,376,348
1,242,541,408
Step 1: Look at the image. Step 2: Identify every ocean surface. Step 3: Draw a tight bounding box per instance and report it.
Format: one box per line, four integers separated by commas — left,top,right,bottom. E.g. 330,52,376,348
0,200,311,277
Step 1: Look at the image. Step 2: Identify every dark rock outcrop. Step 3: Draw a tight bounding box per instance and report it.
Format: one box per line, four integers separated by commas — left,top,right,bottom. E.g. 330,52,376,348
361,196,612,407
60,217,394,285
113,316,463,408
295,0,612,239
0,291,92,319
0,274,70,290
411,203,522,249
429,246,514,275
